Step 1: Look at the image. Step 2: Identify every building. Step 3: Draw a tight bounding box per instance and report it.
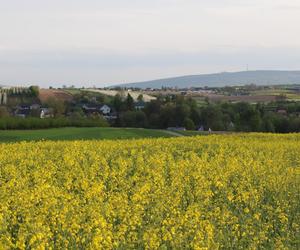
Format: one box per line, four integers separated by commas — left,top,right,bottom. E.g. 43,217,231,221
14,105,31,118
134,101,145,110
82,104,101,115
14,105,53,119
82,104,112,116
40,108,53,119
100,105,111,115
198,125,204,131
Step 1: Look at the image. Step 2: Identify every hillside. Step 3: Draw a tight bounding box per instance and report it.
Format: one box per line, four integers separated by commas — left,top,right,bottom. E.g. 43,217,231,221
112,70,300,89
84,89,156,102
39,89,73,103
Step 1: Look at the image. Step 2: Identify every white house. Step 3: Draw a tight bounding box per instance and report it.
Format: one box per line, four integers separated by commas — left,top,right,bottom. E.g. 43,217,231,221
40,108,53,119
100,105,111,115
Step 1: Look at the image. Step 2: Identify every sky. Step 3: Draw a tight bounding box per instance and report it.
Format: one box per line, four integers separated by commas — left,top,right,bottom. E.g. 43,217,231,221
0,0,300,87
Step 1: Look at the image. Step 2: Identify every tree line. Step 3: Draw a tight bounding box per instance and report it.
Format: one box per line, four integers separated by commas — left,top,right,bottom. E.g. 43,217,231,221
114,95,300,133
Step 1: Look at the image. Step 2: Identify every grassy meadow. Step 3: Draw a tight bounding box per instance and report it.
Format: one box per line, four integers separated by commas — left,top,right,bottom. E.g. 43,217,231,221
0,127,174,142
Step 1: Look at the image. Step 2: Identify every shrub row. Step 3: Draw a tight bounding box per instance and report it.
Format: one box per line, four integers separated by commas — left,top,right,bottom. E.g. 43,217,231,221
0,117,109,130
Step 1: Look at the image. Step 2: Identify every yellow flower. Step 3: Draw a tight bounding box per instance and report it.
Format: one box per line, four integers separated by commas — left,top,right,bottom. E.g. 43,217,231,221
0,133,298,249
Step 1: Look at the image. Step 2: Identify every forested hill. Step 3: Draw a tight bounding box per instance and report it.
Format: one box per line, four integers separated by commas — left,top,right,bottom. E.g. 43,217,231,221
112,70,300,89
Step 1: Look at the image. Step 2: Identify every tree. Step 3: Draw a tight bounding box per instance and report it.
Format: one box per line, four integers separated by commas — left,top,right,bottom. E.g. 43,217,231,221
144,100,161,116
45,98,66,117
29,86,39,97
159,103,177,128
148,113,160,128
175,104,191,126
2,93,7,105
263,119,275,133
190,107,201,126
126,94,134,111
184,118,195,130
233,102,255,131
135,111,148,128
120,111,147,128
249,111,263,131
70,107,85,120
137,94,144,102
200,105,224,131
112,94,124,112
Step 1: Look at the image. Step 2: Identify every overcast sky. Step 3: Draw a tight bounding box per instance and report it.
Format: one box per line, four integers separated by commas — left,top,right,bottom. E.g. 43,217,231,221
1,0,300,87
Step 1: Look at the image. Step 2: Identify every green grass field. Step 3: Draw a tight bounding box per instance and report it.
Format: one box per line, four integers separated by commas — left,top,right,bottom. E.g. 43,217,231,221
0,127,175,142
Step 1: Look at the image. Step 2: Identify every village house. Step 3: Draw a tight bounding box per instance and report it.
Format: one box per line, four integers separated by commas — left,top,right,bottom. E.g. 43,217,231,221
100,104,111,115
14,105,53,118
40,108,54,119
82,104,112,116
14,105,31,118
134,101,146,110
198,125,204,131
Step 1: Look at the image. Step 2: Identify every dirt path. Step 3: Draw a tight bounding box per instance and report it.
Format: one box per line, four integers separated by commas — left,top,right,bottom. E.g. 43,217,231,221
163,130,185,137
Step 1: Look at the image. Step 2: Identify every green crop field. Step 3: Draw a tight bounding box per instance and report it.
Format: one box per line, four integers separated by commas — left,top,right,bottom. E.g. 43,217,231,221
251,89,300,101
0,127,175,142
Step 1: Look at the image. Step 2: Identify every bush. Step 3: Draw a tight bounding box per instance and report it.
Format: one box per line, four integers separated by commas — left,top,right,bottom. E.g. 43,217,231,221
0,117,109,130
29,86,40,97
183,117,196,130
120,111,148,128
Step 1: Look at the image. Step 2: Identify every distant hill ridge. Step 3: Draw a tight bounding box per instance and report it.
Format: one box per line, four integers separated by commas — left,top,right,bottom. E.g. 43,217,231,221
112,70,300,89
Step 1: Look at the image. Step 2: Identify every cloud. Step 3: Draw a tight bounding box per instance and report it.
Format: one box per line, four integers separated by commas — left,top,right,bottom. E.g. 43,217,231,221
0,0,299,86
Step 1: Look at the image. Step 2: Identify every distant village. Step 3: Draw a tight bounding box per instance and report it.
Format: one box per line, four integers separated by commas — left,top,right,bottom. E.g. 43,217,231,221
0,85,150,124
1,84,300,132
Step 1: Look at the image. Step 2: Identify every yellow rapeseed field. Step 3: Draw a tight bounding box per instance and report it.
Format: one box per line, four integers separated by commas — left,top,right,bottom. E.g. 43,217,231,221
0,134,299,249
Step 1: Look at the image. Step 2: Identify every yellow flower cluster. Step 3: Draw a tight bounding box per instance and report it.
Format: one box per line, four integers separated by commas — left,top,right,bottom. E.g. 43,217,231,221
0,134,299,249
